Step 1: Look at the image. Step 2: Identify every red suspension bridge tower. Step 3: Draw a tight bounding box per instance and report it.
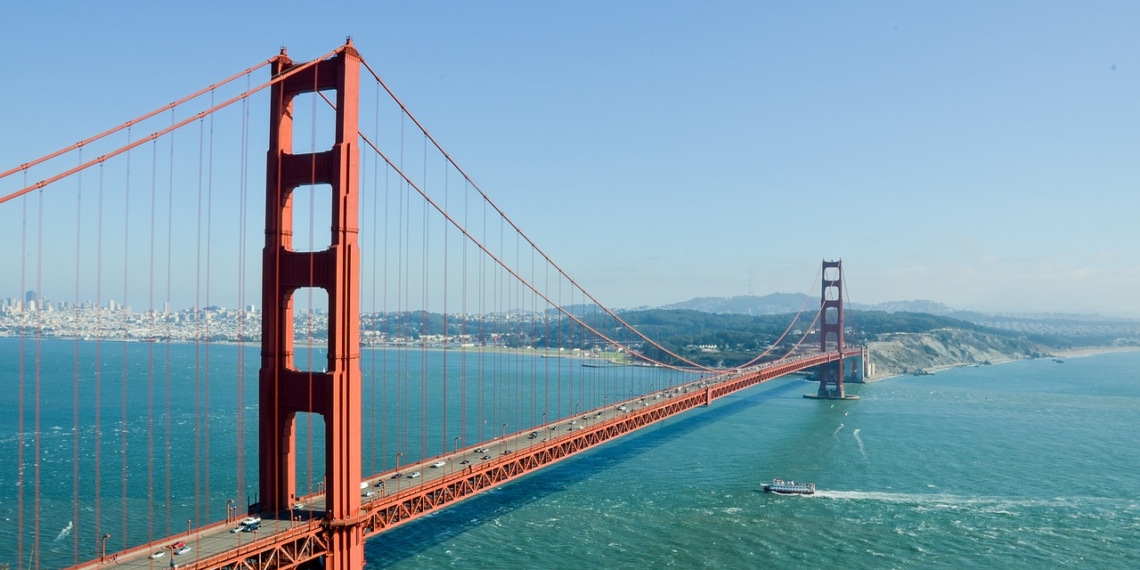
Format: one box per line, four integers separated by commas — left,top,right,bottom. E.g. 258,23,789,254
806,259,861,400
259,42,365,568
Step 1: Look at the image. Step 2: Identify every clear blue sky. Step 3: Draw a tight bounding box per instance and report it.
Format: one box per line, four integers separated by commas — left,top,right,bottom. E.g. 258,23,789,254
1,1,1137,316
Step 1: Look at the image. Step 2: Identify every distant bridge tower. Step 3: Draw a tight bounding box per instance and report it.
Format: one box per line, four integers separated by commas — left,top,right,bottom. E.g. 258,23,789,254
809,259,859,400
259,41,365,569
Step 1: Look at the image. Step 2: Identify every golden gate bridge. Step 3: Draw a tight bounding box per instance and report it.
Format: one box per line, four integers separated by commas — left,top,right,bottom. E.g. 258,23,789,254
0,40,863,569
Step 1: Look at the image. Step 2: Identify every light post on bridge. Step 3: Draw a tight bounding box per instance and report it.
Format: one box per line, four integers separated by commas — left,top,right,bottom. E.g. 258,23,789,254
395,452,403,493
100,533,110,563
501,423,508,453
226,499,234,523
453,436,460,474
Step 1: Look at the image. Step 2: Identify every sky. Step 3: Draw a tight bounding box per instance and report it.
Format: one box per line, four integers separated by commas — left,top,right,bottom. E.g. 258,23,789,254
1,1,1138,316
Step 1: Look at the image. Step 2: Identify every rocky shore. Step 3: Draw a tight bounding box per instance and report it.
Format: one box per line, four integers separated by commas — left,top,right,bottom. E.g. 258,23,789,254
865,328,1055,380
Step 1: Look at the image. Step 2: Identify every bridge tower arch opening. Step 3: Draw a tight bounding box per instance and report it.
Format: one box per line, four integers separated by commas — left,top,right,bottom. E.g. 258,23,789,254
259,40,365,569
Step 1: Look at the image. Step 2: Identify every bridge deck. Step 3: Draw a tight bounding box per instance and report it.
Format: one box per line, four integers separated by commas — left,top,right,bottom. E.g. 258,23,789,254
68,349,860,570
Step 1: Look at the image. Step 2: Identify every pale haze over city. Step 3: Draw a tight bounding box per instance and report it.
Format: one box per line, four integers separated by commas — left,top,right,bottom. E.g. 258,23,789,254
1,1,1137,316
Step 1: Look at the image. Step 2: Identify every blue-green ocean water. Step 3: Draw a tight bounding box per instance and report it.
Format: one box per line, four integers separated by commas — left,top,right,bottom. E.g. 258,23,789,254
2,341,1138,568
367,352,1140,569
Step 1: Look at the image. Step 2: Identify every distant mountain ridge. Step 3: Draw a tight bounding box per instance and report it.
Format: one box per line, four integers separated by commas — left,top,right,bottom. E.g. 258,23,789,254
657,293,813,315
653,294,1140,346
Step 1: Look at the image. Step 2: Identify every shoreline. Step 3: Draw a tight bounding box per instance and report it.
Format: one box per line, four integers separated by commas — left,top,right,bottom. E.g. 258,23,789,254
865,345,1140,383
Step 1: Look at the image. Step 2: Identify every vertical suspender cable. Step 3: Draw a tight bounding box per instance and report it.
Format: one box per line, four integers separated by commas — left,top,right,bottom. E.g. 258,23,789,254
382,143,390,472
397,113,406,466
34,186,43,567
236,73,251,500
121,128,132,550
164,109,175,537
204,90,216,523
17,187,26,570
460,180,468,447
193,115,204,529
421,135,428,463
543,261,550,426
442,163,449,457
71,159,83,564
95,162,104,558
530,248,536,428
478,200,485,442
368,82,379,477
147,138,158,545
370,108,380,475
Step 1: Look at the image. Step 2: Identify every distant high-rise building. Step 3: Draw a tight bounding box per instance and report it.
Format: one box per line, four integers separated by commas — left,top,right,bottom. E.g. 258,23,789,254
25,290,37,304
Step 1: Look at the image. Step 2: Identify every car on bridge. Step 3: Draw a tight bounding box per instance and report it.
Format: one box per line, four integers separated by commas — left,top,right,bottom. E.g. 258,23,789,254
407,471,421,479
239,516,261,526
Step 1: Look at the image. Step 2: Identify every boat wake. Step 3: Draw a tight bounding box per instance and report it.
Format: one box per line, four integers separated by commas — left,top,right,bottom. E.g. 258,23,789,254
853,428,866,458
55,521,72,541
810,490,1092,511
832,423,844,437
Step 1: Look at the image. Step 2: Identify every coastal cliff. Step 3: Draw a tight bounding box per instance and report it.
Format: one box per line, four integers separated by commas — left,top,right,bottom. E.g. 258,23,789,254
865,328,1052,380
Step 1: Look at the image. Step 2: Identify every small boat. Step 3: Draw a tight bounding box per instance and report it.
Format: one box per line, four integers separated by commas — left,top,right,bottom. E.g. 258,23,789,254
763,478,815,495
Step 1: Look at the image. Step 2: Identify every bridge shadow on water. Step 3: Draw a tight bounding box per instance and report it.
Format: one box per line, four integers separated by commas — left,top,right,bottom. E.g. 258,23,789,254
366,378,804,566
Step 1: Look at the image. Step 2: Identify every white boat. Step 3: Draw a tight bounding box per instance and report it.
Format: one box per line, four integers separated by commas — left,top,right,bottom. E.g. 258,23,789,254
762,478,815,495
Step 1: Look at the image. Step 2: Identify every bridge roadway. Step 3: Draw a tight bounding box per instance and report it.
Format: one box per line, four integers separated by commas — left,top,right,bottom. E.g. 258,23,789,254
70,349,860,570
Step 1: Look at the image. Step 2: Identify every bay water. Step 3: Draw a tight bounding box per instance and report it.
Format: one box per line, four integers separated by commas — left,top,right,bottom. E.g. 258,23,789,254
2,339,1138,568
367,351,1140,569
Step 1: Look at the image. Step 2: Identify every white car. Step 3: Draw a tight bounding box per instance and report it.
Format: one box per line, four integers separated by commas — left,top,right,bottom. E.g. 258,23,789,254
407,471,421,479
174,546,192,555
431,461,446,468
239,516,261,526
230,525,245,533
149,552,165,559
